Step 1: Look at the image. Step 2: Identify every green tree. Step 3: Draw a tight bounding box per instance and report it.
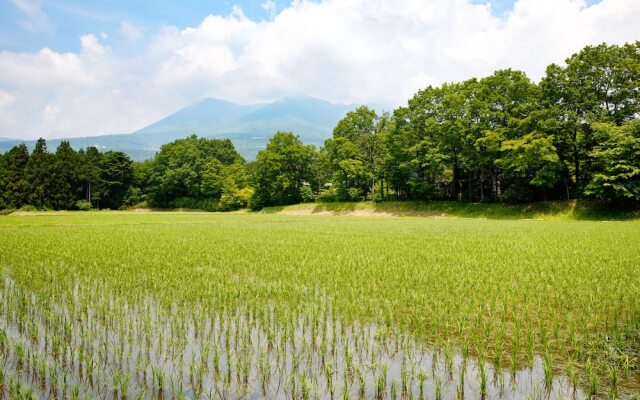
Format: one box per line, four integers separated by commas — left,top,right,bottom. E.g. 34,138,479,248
78,146,103,208
49,141,81,210
474,70,541,201
585,121,640,201
0,152,6,209
99,151,134,209
125,159,154,207
496,132,562,201
150,135,243,207
201,158,251,210
3,144,30,208
23,138,53,209
325,106,389,200
250,132,318,209
540,42,640,196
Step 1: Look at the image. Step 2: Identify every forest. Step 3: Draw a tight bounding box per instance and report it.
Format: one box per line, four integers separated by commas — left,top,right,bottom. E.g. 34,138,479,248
0,42,638,212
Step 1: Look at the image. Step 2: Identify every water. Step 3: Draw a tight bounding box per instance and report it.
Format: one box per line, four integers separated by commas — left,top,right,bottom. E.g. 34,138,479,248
0,276,609,399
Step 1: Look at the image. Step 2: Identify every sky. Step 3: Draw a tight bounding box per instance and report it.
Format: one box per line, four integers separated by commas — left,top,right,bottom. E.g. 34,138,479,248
0,0,638,140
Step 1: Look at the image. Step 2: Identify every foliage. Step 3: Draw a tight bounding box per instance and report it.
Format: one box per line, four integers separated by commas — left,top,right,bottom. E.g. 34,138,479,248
0,42,638,210
585,121,640,201
250,132,318,209
299,184,315,203
149,135,249,210
150,135,234,202
0,140,136,211
323,106,388,200
75,200,92,211
315,186,338,203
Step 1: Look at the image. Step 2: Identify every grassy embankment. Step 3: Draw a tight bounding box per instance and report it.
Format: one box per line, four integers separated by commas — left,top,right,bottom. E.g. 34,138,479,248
262,199,640,220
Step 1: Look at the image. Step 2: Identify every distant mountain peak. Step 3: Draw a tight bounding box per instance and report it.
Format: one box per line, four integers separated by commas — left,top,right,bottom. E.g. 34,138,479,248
0,97,359,161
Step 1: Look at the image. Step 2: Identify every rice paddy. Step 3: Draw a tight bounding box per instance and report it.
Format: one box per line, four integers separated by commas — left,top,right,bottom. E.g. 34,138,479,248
0,212,639,399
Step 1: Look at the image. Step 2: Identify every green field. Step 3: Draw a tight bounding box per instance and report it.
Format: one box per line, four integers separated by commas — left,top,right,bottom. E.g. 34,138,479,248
0,211,639,399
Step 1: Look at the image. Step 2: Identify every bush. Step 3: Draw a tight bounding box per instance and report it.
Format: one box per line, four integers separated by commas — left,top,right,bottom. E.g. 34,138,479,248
316,187,338,203
0,209,15,216
219,188,254,211
502,184,533,203
129,201,149,210
347,187,364,201
300,185,316,203
19,205,38,212
75,200,92,211
123,187,145,208
235,188,254,208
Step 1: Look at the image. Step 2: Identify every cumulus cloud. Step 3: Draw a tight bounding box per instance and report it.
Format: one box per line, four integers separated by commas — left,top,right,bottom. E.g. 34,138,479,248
1,0,639,139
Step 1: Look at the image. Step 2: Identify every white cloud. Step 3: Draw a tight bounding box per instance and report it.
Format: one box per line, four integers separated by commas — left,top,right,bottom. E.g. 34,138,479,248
262,0,278,18
0,90,16,126
8,0,51,32
0,90,15,109
119,21,143,42
0,0,639,139
80,34,107,55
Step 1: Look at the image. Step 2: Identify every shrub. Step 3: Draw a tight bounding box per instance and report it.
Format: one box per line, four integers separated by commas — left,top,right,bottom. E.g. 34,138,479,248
347,187,364,201
75,200,92,211
219,188,254,211
300,185,316,203
502,184,533,203
316,187,338,203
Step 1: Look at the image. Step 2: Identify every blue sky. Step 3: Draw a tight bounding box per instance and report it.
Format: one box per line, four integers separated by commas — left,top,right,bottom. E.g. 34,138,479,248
2,0,604,53
1,0,295,52
0,0,635,139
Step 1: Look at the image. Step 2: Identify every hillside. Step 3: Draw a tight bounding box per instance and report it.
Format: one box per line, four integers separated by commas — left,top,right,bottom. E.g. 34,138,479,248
0,97,356,160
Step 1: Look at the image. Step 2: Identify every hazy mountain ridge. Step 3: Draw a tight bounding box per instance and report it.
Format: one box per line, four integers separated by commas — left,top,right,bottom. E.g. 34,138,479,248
0,97,357,161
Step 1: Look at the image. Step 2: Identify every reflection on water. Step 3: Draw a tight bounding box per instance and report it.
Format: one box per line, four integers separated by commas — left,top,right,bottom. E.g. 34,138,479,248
0,276,594,399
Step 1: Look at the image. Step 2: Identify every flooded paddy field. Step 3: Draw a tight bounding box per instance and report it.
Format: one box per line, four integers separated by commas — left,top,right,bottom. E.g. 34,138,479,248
0,212,638,399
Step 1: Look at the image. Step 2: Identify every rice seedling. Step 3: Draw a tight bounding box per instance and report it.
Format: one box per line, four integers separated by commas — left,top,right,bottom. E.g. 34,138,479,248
0,212,638,398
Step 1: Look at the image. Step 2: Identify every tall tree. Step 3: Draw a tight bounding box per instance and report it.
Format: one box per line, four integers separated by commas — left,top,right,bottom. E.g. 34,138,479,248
99,151,134,209
150,135,244,207
326,106,387,200
3,144,30,208
50,141,81,210
540,42,640,196
0,152,5,209
585,121,640,201
250,132,318,209
25,138,53,209
79,147,103,208
475,70,540,201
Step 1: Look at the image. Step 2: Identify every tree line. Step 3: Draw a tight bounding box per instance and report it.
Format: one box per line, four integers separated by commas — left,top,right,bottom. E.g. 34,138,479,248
0,42,638,212
0,139,135,211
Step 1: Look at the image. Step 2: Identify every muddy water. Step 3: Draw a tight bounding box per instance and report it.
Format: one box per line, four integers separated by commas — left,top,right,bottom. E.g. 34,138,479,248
0,276,605,399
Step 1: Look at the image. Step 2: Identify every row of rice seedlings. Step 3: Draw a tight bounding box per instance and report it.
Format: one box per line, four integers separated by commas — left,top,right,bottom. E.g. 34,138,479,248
0,275,587,399
1,214,639,397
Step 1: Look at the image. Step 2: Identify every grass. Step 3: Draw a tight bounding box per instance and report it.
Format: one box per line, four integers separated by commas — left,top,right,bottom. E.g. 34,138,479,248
263,199,640,220
0,211,639,398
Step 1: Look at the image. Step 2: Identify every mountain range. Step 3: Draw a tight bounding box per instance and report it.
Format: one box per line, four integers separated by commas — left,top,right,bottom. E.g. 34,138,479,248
0,97,357,161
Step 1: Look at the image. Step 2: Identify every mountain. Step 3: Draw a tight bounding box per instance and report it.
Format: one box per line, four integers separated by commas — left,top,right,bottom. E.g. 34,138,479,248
135,98,264,136
0,97,356,160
